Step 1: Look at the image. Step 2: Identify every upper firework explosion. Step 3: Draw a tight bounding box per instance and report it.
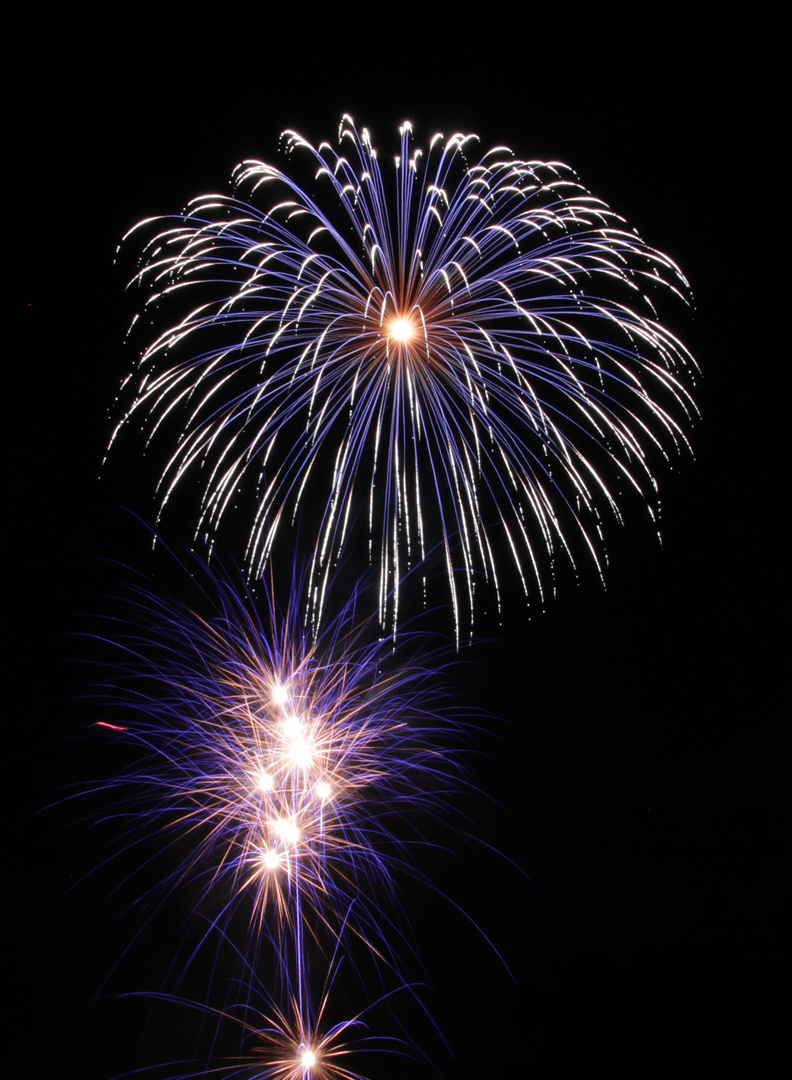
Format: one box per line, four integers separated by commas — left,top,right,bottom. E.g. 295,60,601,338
114,115,697,638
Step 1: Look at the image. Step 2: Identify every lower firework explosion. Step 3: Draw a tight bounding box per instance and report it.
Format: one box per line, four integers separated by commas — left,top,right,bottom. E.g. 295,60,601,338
89,556,469,1075
130,947,421,1080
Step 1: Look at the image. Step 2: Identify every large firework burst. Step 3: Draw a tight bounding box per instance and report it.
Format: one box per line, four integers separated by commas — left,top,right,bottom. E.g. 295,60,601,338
114,114,696,637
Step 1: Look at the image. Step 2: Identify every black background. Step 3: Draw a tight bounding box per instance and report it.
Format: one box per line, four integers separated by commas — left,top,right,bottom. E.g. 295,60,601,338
13,7,787,1078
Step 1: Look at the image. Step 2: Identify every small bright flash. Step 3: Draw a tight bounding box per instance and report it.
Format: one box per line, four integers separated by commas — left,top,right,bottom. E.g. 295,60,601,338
274,818,300,845
301,1048,317,1068
282,714,303,739
257,770,275,792
262,849,281,870
289,739,313,769
271,682,289,706
316,780,332,802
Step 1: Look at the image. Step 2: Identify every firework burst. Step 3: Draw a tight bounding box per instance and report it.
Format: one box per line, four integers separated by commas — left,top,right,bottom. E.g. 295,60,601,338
131,957,420,1080
89,557,467,990
113,115,696,637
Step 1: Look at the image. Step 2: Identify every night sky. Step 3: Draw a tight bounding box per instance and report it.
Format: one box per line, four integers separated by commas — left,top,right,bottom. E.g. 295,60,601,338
13,10,787,1078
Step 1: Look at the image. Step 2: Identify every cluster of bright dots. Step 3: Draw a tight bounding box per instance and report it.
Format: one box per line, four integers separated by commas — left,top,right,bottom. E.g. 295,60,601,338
253,680,333,879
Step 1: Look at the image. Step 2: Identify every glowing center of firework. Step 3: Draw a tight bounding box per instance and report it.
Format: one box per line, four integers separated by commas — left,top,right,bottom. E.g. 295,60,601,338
289,738,314,769
315,780,332,802
270,682,290,706
261,849,281,870
388,316,416,344
282,714,303,739
301,1048,317,1069
274,818,301,845
257,769,275,792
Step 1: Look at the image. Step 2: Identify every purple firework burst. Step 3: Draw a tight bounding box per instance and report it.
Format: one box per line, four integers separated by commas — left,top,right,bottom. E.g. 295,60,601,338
113,115,696,638
88,558,469,997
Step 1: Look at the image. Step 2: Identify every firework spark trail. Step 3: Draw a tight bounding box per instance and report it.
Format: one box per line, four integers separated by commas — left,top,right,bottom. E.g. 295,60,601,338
113,115,697,639
90,558,469,1010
